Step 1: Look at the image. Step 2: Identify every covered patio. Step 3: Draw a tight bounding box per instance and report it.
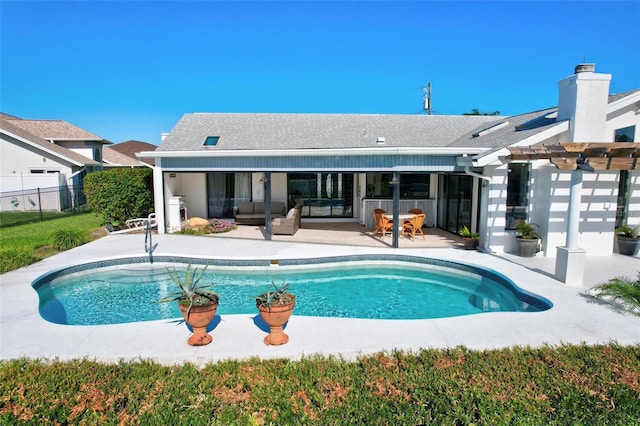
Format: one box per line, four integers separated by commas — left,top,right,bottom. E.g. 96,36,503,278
209,220,465,249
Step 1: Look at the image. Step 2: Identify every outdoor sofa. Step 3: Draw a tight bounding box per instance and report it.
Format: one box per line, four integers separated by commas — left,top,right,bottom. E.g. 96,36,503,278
234,202,287,225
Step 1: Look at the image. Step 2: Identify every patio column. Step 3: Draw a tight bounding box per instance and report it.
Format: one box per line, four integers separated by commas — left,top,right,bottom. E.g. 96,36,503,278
263,172,272,240
555,170,586,287
391,172,400,248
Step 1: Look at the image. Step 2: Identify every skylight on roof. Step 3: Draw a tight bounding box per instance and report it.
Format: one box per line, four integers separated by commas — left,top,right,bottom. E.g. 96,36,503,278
204,136,220,147
472,121,509,138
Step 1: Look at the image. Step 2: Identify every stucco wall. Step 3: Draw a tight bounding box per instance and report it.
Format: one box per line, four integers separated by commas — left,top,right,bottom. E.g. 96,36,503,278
1,136,72,189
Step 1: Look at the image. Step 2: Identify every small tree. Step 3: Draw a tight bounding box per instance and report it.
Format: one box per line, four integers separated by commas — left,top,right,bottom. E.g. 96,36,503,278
84,168,153,224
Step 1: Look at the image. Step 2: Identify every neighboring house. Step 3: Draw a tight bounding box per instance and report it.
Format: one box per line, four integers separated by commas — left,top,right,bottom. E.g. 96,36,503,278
139,64,639,282
0,113,109,211
103,140,156,168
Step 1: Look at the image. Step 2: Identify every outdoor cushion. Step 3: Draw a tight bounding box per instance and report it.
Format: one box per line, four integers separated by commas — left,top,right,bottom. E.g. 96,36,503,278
237,202,254,214
286,208,296,218
253,202,266,214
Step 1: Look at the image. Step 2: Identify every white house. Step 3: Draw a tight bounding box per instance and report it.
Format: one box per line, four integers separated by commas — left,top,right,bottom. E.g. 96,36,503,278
0,113,109,211
139,64,639,281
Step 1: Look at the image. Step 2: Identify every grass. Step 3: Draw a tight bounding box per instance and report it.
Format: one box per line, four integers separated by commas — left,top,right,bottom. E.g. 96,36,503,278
0,213,104,273
0,210,72,227
1,344,638,424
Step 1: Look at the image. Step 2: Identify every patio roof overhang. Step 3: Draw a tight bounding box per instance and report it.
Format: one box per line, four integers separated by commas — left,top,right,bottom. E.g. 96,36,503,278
505,142,640,171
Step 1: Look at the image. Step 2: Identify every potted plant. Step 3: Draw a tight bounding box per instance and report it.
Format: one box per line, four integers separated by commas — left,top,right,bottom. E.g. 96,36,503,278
616,225,639,256
515,221,540,257
255,282,295,346
459,226,479,250
158,264,219,346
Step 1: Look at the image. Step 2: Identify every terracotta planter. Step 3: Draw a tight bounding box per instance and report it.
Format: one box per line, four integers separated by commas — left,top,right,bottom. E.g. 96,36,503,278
462,237,479,250
617,236,640,256
257,296,295,345
179,301,218,346
516,237,539,257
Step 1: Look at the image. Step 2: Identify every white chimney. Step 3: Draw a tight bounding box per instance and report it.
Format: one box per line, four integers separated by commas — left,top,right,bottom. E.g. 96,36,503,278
557,64,611,142
161,132,169,142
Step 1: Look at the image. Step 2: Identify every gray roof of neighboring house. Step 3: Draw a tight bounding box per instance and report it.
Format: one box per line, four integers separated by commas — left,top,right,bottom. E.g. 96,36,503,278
157,113,499,151
0,116,101,166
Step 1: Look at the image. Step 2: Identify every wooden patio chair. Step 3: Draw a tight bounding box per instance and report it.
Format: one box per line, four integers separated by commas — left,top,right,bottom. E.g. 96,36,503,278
402,213,426,240
407,208,423,215
373,211,393,238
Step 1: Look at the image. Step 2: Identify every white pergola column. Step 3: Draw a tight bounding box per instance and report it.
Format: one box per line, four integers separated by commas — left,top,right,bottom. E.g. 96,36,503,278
152,159,166,234
555,170,586,287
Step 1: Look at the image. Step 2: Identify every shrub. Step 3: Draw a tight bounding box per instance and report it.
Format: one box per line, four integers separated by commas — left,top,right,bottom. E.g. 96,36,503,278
0,247,39,274
178,219,237,235
83,168,153,224
52,229,85,250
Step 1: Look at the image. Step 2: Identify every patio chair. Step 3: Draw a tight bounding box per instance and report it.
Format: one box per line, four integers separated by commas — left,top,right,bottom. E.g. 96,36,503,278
373,211,393,238
372,209,386,235
402,213,426,240
408,208,423,215
272,207,300,235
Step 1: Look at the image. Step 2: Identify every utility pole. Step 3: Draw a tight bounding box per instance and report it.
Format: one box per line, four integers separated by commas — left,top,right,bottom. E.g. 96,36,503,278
423,82,432,115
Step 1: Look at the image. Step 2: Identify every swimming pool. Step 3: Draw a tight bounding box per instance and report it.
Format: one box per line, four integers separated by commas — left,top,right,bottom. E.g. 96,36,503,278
32,255,552,325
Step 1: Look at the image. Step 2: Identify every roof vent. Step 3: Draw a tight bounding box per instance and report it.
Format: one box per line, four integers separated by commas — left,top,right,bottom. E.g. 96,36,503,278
376,137,386,145
574,63,595,74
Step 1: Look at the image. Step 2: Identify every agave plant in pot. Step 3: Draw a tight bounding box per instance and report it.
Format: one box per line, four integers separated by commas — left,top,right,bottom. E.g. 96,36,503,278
158,264,219,346
515,221,540,257
459,226,479,250
255,282,296,346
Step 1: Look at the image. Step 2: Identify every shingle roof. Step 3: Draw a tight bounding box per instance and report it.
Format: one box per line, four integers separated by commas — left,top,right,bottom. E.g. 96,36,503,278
449,107,561,149
102,147,142,166
4,118,107,142
157,113,499,152
108,140,156,165
159,90,640,156
0,117,101,166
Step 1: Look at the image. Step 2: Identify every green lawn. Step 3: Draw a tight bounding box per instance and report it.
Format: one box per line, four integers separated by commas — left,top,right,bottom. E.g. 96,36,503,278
1,344,638,424
0,212,104,274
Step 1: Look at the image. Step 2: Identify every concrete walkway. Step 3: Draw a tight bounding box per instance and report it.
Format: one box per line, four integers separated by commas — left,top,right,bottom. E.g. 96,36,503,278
1,233,639,366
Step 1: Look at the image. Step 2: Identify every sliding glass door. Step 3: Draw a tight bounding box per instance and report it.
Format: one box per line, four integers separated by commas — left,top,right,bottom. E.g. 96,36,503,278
437,174,473,233
206,172,251,218
287,173,353,218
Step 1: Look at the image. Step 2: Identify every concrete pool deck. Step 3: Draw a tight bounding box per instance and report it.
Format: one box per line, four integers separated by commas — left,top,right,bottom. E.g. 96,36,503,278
1,233,639,366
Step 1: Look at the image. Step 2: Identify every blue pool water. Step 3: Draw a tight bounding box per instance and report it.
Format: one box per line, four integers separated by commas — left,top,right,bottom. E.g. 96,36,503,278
32,255,552,325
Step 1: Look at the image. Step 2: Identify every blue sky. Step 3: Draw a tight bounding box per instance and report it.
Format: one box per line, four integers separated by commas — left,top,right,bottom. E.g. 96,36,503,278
2,1,639,145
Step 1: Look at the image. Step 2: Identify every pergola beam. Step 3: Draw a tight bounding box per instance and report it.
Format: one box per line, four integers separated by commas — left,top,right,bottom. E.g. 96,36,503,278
505,142,640,171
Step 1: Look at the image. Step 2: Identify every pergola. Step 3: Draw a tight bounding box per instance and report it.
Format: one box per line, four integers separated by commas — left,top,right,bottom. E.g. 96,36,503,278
506,142,640,171
504,142,639,286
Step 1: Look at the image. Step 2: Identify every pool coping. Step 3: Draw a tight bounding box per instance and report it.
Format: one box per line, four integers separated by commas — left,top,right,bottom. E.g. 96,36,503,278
2,234,640,366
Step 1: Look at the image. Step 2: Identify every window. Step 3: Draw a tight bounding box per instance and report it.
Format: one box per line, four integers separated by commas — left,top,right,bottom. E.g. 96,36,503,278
614,126,635,142
287,173,353,218
365,173,430,199
204,136,220,147
505,163,530,230
614,126,635,227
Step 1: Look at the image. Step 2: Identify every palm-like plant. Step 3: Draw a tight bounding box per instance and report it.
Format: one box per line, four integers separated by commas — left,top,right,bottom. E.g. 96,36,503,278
592,272,640,315
158,264,218,315
255,282,294,308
